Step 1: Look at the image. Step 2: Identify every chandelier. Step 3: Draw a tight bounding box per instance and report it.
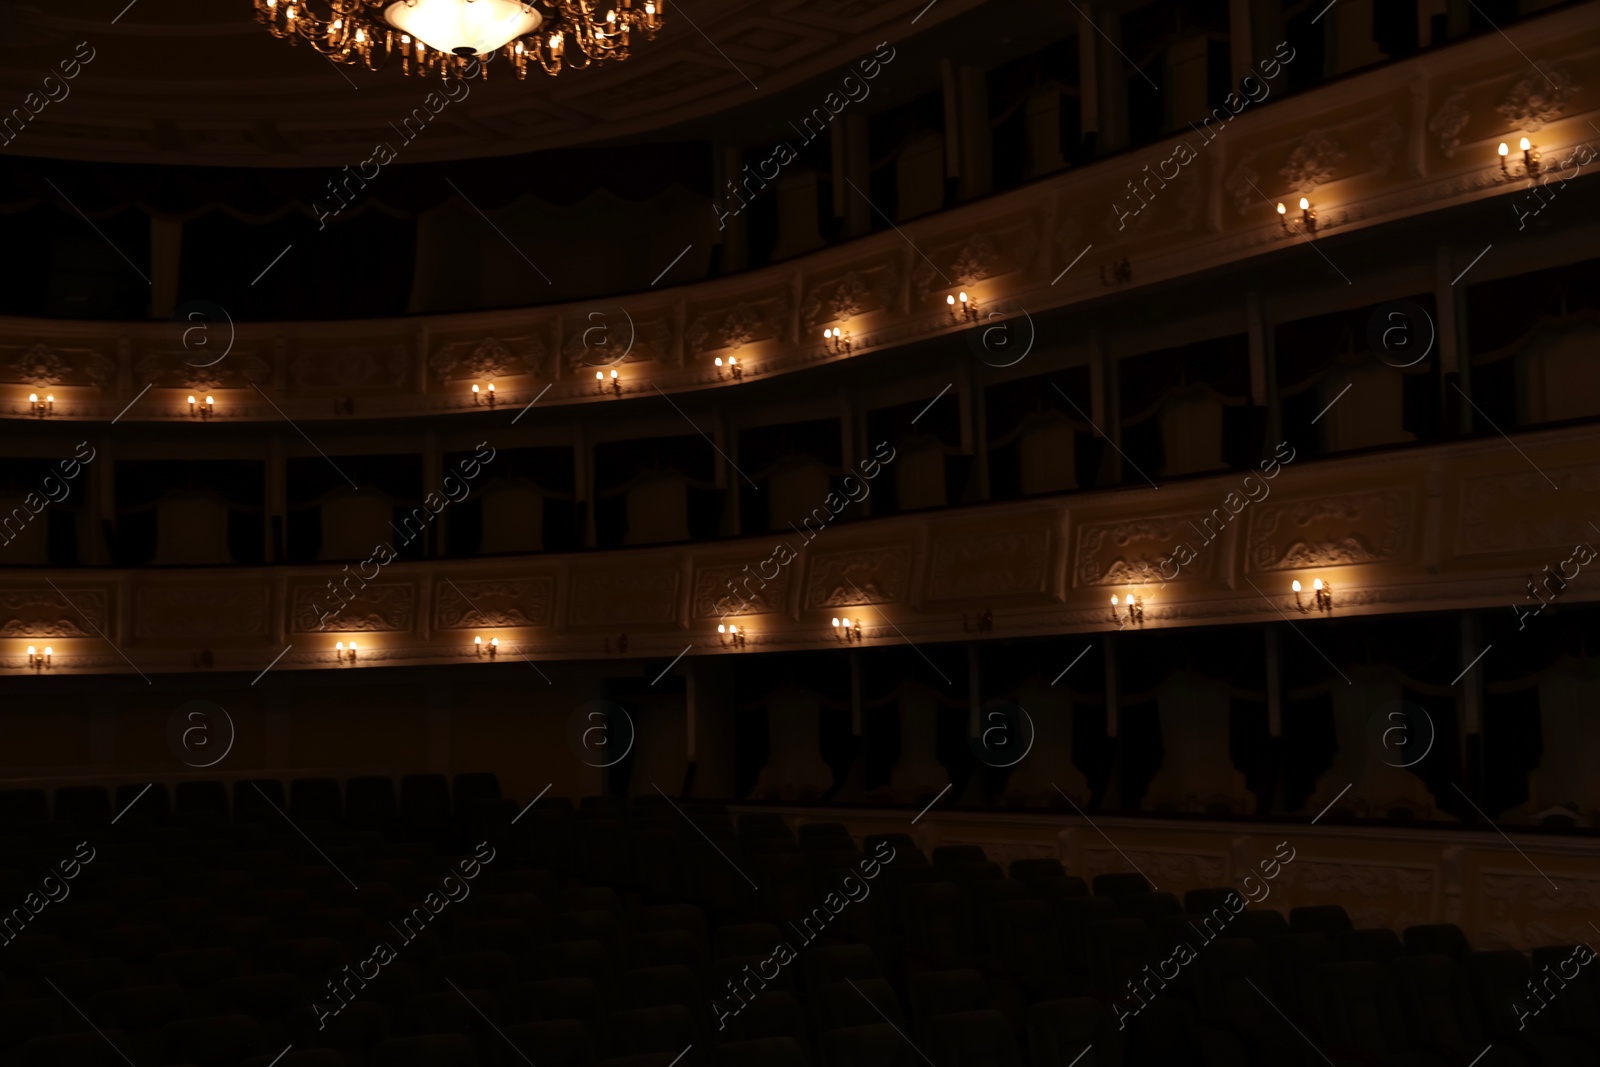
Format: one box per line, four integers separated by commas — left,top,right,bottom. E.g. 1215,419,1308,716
252,0,664,79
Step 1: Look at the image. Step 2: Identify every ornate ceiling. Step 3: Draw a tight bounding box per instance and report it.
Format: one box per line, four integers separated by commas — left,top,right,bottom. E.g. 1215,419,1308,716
0,0,989,167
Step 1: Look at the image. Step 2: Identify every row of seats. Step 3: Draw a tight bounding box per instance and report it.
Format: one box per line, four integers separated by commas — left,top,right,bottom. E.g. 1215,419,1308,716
0,790,1593,1066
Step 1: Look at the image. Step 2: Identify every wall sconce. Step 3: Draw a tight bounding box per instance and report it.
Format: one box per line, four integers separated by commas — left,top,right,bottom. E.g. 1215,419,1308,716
946,291,978,324
188,394,214,420
1277,198,1316,235
831,616,862,644
1292,578,1333,615
335,639,358,663
1498,136,1541,179
822,327,852,355
596,369,621,396
27,645,52,671
714,356,743,381
472,383,497,408
474,635,498,658
962,609,993,633
717,623,746,649
1110,593,1144,626
28,393,53,418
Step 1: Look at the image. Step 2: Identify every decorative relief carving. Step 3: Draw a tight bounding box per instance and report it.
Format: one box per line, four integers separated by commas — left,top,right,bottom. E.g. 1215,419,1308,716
927,528,1050,601
1429,88,1469,159
1458,464,1600,555
1273,861,1435,931
1075,517,1209,587
686,295,787,356
1083,848,1227,887
290,583,414,633
0,589,109,637
569,569,680,627
435,577,554,629
136,351,271,392
1478,870,1600,951
806,547,911,608
290,347,410,390
721,303,762,350
1370,109,1404,176
135,587,270,641
561,312,669,371
1225,151,1260,215
693,564,790,618
429,335,546,383
1280,129,1346,192
4,343,116,390
1247,490,1411,572
1497,64,1578,132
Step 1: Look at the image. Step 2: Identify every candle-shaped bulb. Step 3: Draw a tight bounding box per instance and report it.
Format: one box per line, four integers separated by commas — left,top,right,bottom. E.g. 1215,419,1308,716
1277,202,1286,215
947,295,955,305
336,641,344,651
1313,578,1323,591
1291,580,1302,593
715,357,723,366
596,371,603,380
610,369,618,379
959,291,968,304
718,624,726,633
1520,137,1531,151
474,636,482,645
728,356,737,366
840,617,851,628
29,393,37,402
27,646,35,655
472,384,480,393
1111,595,1119,605
188,395,196,405
487,383,495,393
1299,197,1310,211
348,641,357,651
831,618,840,628
490,637,497,647
1499,142,1510,157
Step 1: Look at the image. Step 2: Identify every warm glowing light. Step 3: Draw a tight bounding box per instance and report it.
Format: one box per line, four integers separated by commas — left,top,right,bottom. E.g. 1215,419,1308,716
1110,595,1119,605
472,384,480,393
718,624,726,633
959,291,968,304
823,328,833,338
474,636,482,645
336,641,345,651
1291,580,1302,592
728,357,737,366
26,646,35,655
596,371,603,380
1299,197,1310,210
1499,142,1510,157
188,395,196,404
839,617,851,628
831,618,840,627
1313,578,1323,591
1277,202,1286,215
946,295,955,305
28,393,37,402
490,637,497,647
44,646,52,655
349,640,357,651
487,383,495,393
380,0,543,56
715,357,723,367
1520,136,1531,151
610,369,618,379
205,396,214,406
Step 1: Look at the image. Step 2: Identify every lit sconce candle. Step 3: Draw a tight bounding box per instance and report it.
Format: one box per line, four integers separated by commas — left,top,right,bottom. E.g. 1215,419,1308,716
596,368,620,396
714,356,744,382
1498,135,1541,178
822,327,852,355
1298,196,1317,235
28,392,53,417
947,290,978,324
27,644,52,670
831,616,862,643
487,382,496,406
474,635,498,658
1276,201,1288,231
336,640,357,663
718,622,746,649
1292,578,1333,615
472,384,480,403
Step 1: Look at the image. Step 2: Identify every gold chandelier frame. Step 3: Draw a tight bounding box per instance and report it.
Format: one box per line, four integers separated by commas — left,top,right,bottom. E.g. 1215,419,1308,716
253,0,664,79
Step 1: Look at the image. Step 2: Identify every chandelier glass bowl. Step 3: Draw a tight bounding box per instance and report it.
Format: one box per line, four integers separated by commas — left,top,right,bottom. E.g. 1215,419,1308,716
382,1,542,55
252,0,664,78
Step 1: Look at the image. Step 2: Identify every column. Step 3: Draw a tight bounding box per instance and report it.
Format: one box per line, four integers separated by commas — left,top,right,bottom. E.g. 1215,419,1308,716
957,65,993,200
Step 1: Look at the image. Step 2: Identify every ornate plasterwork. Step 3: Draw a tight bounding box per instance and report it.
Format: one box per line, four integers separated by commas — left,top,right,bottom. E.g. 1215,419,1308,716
685,295,787,356
429,335,546,383
1280,129,1346,192
290,347,410,390
1429,87,1470,159
434,577,554,629
290,583,415,633
799,267,899,329
136,351,270,392
1457,463,1600,556
4,344,115,389
1247,490,1411,572
805,546,910,608
694,564,790,618
927,527,1051,601
1370,109,1405,176
1496,64,1578,132
135,587,270,641
1075,516,1207,587
1225,151,1260,215
569,569,680,626
0,589,109,637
